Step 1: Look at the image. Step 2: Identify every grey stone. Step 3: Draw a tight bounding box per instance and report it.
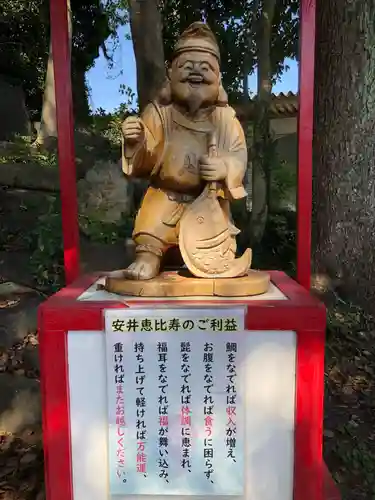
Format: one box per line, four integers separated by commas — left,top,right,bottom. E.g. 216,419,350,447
77,160,134,235
0,373,41,435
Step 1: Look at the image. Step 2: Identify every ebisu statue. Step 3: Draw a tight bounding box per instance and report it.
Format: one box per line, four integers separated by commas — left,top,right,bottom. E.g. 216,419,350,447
104,22,269,297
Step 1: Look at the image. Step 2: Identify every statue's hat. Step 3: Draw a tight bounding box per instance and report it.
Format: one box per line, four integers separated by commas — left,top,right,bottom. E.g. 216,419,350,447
173,22,220,61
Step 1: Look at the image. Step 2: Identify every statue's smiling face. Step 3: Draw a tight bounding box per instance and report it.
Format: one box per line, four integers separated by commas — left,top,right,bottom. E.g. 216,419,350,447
170,51,220,115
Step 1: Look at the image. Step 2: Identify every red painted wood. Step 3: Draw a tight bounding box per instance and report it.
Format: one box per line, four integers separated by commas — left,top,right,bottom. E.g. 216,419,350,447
44,271,322,307
41,271,326,332
294,325,325,500
50,0,80,284
42,302,325,333
297,0,316,290
39,308,72,500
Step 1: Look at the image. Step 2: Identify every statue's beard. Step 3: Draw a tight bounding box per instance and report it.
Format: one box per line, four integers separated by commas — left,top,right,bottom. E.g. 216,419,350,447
172,82,219,115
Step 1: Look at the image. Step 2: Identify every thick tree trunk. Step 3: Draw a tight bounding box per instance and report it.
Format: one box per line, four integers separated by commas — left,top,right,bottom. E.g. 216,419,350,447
314,0,375,312
250,0,276,244
35,0,72,147
37,42,58,143
129,0,166,111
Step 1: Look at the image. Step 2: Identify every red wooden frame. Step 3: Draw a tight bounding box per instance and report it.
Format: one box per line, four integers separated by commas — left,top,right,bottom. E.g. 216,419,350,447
297,0,316,290
39,271,339,500
50,0,80,285
51,0,316,290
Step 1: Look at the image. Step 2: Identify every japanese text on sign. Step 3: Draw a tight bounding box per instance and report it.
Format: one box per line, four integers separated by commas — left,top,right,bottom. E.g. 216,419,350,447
134,342,147,474
158,342,169,482
113,342,126,483
105,308,245,496
203,342,215,483
109,317,240,333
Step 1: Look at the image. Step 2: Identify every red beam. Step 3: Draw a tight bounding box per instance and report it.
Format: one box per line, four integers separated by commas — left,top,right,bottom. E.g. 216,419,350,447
50,0,80,284
296,0,316,290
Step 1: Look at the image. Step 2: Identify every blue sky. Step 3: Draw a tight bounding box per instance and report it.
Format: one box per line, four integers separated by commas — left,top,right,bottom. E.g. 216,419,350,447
87,25,299,113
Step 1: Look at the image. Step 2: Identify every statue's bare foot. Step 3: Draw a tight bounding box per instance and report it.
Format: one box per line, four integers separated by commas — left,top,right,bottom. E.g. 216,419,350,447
123,252,161,280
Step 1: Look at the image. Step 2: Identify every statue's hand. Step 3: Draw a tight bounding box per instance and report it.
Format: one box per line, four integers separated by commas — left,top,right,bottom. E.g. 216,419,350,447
122,117,145,145
199,155,227,181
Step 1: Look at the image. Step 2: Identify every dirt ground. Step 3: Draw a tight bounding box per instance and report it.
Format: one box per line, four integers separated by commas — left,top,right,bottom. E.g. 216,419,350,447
0,356,44,500
323,302,375,499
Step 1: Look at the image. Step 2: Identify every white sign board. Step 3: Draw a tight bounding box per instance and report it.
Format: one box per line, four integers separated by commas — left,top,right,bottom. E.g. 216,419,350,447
105,308,246,496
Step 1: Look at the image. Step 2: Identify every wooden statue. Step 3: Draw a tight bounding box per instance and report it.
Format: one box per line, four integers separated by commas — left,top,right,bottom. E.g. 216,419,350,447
105,22,269,297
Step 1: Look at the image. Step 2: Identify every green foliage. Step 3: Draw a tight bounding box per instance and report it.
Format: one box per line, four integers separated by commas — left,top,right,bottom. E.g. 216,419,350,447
159,0,299,98
29,197,64,292
28,195,134,292
104,0,129,34
0,0,49,118
119,83,138,111
79,213,134,244
252,211,296,273
245,124,297,211
268,134,297,210
91,108,123,145
0,0,112,120
0,136,57,166
100,0,130,66
71,0,112,71
270,157,296,209
90,88,136,144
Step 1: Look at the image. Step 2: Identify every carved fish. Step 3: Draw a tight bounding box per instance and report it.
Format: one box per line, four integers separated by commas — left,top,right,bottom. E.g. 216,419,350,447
179,132,251,278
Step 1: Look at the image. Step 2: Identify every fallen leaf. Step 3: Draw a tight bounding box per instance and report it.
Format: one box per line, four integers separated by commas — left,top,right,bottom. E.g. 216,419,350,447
0,298,20,309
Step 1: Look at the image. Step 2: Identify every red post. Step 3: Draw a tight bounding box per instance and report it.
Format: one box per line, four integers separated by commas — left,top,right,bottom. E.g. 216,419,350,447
296,0,316,290
50,0,80,284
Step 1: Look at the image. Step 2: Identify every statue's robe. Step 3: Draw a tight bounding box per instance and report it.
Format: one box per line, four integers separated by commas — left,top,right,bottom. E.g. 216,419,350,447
122,102,247,253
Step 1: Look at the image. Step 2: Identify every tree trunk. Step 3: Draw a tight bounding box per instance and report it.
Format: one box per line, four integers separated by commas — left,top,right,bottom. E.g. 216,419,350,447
129,0,166,112
35,0,72,147
250,0,276,244
314,0,375,312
